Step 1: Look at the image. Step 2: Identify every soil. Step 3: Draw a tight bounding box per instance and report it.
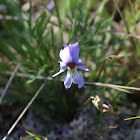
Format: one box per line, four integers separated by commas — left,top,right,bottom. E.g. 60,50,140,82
1,104,140,140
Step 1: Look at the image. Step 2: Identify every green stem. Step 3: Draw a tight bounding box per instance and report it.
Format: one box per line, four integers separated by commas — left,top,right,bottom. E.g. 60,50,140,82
95,58,108,82
128,0,140,57
113,0,136,51
54,0,61,28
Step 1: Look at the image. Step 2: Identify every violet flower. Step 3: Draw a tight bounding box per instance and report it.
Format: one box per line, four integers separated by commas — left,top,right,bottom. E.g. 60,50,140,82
47,0,55,11
52,42,89,89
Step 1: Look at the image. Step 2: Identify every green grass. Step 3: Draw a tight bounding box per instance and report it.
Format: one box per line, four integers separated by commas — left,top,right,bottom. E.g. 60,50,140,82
0,0,140,138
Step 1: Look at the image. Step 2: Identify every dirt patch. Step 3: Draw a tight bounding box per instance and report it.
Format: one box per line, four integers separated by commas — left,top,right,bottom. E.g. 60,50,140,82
1,103,140,140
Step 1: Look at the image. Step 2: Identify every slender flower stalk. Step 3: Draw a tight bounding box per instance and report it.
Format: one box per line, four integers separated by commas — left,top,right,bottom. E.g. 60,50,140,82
52,42,89,89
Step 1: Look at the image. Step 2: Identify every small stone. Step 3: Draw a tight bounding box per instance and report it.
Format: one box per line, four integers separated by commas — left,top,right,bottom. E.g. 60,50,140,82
133,129,140,140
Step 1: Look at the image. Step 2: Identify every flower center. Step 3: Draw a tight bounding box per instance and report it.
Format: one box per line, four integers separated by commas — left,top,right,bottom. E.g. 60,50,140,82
68,62,75,69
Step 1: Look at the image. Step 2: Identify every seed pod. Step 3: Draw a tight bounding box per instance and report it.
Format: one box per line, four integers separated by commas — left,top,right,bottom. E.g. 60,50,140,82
92,95,120,119
106,54,128,65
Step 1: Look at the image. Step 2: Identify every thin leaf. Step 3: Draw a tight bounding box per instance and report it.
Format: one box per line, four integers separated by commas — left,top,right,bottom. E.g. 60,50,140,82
26,131,41,140
124,116,140,121
68,18,77,44
21,131,48,140
54,0,61,28
38,11,47,30
51,27,56,61
26,65,48,84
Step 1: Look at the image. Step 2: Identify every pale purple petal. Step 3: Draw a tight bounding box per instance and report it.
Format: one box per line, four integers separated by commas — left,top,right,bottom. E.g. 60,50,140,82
59,42,80,64
64,69,72,89
75,59,89,71
52,62,67,77
59,61,67,71
47,0,55,11
59,46,72,63
63,45,67,47
52,70,64,77
69,42,79,62
72,68,84,88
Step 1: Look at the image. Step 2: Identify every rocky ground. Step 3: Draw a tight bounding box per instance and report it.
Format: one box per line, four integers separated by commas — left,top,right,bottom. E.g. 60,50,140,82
1,103,140,140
